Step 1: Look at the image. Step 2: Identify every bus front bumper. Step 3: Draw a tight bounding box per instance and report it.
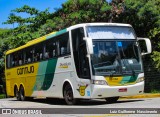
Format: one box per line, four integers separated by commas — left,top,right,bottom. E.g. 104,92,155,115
91,82,144,98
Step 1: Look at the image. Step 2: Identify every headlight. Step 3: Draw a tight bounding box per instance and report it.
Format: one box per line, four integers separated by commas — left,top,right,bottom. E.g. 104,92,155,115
92,80,107,85
136,77,145,83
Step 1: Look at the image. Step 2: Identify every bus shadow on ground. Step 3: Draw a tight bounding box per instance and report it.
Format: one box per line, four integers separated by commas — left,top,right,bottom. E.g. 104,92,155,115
14,98,144,106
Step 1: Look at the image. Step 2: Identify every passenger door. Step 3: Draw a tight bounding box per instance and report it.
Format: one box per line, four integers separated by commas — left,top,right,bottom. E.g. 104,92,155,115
71,27,91,98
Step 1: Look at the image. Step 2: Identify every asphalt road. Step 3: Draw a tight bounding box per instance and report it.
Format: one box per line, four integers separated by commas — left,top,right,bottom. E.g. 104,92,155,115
0,97,160,116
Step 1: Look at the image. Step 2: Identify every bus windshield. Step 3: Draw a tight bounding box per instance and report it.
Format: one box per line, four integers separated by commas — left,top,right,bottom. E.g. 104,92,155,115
91,40,142,76
86,26,142,76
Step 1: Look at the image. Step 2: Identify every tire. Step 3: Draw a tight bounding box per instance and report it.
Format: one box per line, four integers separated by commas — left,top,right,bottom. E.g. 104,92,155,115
105,97,119,103
19,86,26,101
63,84,77,105
14,87,21,101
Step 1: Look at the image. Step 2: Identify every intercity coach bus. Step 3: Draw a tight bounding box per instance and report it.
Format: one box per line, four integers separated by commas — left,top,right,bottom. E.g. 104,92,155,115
5,23,151,105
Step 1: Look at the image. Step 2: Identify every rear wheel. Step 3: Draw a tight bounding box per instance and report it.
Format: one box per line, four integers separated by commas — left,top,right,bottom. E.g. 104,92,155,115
105,97,119,103
19,86,26,101
14,87,20,101
63,84,77,105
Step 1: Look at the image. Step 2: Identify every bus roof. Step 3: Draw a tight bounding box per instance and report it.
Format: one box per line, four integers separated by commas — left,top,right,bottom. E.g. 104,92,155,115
68,23,132,30
6,31,56,55
5,23,132,55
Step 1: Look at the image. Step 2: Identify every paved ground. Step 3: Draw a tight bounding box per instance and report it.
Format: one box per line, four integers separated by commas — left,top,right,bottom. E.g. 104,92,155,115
0,93,160,117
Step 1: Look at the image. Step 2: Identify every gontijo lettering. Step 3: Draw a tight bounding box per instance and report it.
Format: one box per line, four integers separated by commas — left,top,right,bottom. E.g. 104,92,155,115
17,66,34,75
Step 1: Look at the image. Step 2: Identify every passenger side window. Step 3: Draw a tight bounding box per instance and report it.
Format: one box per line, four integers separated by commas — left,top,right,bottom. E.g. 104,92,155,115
6,32,71,68
12,52,19,67
58,32,70,56
34,43,44,62
17,51,23,65
25,47,34,63
10,53,18,67
10,51,23,67
45,40,57,59
6,55,11,68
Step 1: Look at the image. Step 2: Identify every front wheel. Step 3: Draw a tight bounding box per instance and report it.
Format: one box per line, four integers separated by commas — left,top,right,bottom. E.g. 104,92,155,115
63,84,77,105
105,97,119,103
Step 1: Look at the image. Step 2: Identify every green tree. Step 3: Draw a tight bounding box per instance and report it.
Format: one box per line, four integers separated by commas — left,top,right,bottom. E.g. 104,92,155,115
3,5,52,48
39,0,124,33
0,29,10,85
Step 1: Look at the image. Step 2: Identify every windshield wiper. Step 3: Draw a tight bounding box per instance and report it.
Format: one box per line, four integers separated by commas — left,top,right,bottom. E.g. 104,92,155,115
109,71,116,77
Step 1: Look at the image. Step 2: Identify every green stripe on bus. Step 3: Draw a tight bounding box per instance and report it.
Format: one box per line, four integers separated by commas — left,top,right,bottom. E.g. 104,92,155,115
33,61,48,91
46,29,67,40
120,75,137,85
41,58,58,90
33,59,58,91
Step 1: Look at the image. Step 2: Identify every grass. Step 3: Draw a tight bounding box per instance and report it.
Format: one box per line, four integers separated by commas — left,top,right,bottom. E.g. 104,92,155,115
151,90,160,94
0,94,6,99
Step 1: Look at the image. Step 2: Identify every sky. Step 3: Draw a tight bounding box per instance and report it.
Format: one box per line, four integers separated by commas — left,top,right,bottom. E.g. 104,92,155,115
0,0,111,29
0,0,67,28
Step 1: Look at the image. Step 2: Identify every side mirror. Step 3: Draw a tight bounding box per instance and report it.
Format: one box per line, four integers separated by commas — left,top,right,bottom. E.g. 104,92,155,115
83,37,93,55
137,37,152,55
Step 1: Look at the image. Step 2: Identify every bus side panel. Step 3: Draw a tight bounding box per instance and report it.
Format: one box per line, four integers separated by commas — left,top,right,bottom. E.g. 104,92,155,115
31,58,58,97
30,55,80,98
5,63,39,97
45,56,75,98
6,78,12,96
46,55,91,99
24,63,39,96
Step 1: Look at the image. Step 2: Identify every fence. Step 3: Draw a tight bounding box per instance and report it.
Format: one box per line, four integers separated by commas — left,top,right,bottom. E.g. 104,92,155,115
143,56,160,92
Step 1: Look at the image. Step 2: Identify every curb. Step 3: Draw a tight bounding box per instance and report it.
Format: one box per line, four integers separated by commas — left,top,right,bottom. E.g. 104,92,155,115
120,93,160,99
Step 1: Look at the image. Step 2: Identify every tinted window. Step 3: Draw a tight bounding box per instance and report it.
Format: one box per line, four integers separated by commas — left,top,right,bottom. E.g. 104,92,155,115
58,32,70,56
71,28,90,79
6,32,70,69
6,55,11,68
45,40,57,59
34,43,44,61
25,47,34,64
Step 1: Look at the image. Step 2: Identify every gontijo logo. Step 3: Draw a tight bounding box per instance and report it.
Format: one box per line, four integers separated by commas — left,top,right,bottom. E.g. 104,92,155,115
59,62,71,68
17,66,34,75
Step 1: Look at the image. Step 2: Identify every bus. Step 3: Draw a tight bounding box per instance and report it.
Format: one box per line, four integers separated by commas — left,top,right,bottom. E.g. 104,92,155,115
5,23,151,105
